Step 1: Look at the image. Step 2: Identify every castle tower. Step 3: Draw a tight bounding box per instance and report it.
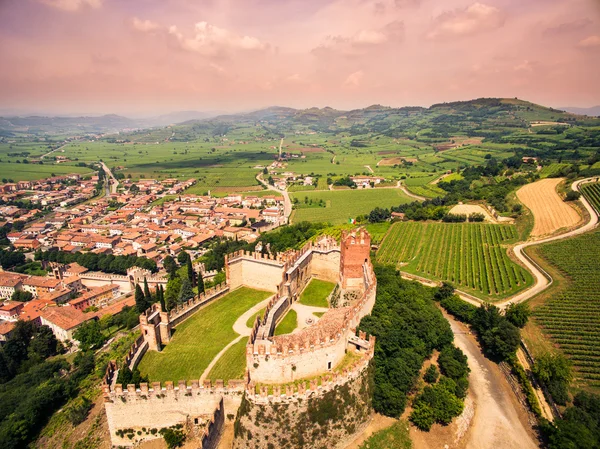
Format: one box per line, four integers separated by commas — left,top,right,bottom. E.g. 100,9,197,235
340,228,371,289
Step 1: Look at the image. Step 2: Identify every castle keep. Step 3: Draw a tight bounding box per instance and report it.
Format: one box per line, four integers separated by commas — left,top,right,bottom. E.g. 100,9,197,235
102,228,377,448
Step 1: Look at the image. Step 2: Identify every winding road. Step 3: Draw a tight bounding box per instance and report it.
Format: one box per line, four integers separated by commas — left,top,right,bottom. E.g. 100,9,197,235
256,173,292,222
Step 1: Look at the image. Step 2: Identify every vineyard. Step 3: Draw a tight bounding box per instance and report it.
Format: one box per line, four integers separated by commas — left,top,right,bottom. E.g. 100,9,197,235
581,182,600,215
377,222,533,299
532,230,600,389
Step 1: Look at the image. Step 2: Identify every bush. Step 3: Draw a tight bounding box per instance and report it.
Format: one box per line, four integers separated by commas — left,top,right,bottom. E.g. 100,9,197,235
424,365,439,384
410,383,464,429
438,346,470,380
409,403,435,431
159,427,186,448
565,190,580,201
66,397,92,426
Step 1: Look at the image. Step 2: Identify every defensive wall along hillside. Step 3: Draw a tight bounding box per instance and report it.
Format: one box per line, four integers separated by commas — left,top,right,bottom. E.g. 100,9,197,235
102,228,377,448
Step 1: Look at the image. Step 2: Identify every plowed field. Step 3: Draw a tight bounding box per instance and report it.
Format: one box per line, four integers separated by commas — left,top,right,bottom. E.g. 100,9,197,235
516,178,580,237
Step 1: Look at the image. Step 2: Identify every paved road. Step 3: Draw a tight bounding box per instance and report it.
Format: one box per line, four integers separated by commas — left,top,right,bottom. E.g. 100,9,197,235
40,142,69,159
256,173,292,222
100,161,119,195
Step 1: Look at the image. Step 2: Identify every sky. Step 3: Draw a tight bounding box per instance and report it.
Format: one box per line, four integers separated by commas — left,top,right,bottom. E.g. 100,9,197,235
0,0,599,116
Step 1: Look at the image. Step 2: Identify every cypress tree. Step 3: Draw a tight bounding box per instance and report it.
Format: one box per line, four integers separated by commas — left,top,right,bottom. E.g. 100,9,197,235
178,278,194,302
143,277,152,302
186,258,194,286
197,272,205,295
159,285,166,312
135,284,147,313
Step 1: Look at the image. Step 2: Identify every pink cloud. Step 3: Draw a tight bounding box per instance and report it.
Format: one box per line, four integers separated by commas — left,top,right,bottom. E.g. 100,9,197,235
578,35,600,48
39,0,103,11
427,2,505,40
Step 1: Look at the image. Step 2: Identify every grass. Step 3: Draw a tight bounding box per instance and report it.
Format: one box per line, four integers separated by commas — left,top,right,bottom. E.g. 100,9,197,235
206,339,248,382
246,307,266,328
137,287,271,383
274,309,298,335
298,279,336,308
313,312,325,318
0,162,93,182
358,420,412,449
377,221,533,300
290,188,412,224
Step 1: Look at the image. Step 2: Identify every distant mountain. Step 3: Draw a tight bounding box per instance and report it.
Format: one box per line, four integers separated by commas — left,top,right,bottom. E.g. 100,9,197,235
559,106,600,117
141,110,221,127
0,114,140,136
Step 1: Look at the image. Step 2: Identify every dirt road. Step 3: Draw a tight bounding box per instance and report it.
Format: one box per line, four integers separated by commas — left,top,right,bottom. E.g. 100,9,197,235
448,315,539,449
397,181,427,201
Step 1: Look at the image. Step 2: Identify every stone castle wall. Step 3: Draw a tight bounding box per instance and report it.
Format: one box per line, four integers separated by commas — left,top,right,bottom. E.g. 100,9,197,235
103,371,244,447
226,251,286,293
233,349,374,449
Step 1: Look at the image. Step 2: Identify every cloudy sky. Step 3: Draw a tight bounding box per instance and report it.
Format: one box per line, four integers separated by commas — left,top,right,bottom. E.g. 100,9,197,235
0,0,599,116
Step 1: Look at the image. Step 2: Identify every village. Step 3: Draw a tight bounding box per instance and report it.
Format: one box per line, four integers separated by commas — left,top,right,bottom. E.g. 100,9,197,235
0,172,287,348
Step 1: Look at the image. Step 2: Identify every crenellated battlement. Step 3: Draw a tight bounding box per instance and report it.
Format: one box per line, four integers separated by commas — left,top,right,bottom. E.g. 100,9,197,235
103,378,246,403
245,343,373,405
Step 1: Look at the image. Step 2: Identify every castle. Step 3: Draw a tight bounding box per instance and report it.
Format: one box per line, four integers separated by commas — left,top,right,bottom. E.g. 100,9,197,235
102,229,377,448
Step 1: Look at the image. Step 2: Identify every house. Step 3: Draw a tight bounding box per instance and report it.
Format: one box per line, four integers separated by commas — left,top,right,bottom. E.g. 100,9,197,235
0,274,24,299
39,306,95,342
0,302,25,321
0,321,15,343
69,284,120,311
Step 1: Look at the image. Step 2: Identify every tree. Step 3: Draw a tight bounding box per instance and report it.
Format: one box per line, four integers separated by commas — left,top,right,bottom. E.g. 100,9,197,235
481,319,521,360
177,251,190,265
434,283,455,302
27,325,58,361
135,284,148,313
163,255,177,279
197,272,205,295
565,190,580,201
164,277,182,311
178,278,194,303
186,258,194,285
11,290,33,302
424,365,439,384
143,277,152,303
505,302,531,328
158,285,166,312
73,320,105,351
533,352,573,406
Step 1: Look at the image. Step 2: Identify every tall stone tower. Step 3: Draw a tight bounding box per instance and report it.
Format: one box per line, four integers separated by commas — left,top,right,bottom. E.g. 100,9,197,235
340,228,371,289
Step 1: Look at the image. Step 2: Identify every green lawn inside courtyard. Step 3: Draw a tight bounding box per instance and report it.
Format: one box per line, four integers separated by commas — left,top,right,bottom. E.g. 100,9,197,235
274,309,298,335
207,339,248,382
137,287,271,383
298,279,336,308
246,307,266,328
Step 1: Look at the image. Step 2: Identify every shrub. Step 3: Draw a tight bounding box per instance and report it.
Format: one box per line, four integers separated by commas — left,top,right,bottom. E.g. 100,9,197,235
66,397,92,426
424,365,439,384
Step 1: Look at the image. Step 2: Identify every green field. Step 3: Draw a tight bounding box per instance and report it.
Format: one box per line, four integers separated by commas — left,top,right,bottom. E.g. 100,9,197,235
0,162,93,182
246,307,266,328
206,339,248,382
531,230,600,389
298,279,336,307
274,309,298,335
377,222,533,299
138,287,271,382
358,420,412,449
581,182,600,214
290,188,413,224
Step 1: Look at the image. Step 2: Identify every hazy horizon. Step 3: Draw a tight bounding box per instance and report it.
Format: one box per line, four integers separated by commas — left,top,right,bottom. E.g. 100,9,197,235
1,0,599,116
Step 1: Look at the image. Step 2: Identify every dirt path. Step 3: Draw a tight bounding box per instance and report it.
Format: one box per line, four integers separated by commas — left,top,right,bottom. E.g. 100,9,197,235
397,181,427,201
446,315,539,449
344,414,398,449
200,295,273,381
364,165,374,174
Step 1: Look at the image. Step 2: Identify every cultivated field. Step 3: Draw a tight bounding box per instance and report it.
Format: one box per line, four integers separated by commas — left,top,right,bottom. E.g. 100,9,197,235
516,178,581,237
581,182,600,214
377,222,533,299
137,287,271,382
0,162,93,182
290,188,412,224
206,339,248,382
532,230,600,389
